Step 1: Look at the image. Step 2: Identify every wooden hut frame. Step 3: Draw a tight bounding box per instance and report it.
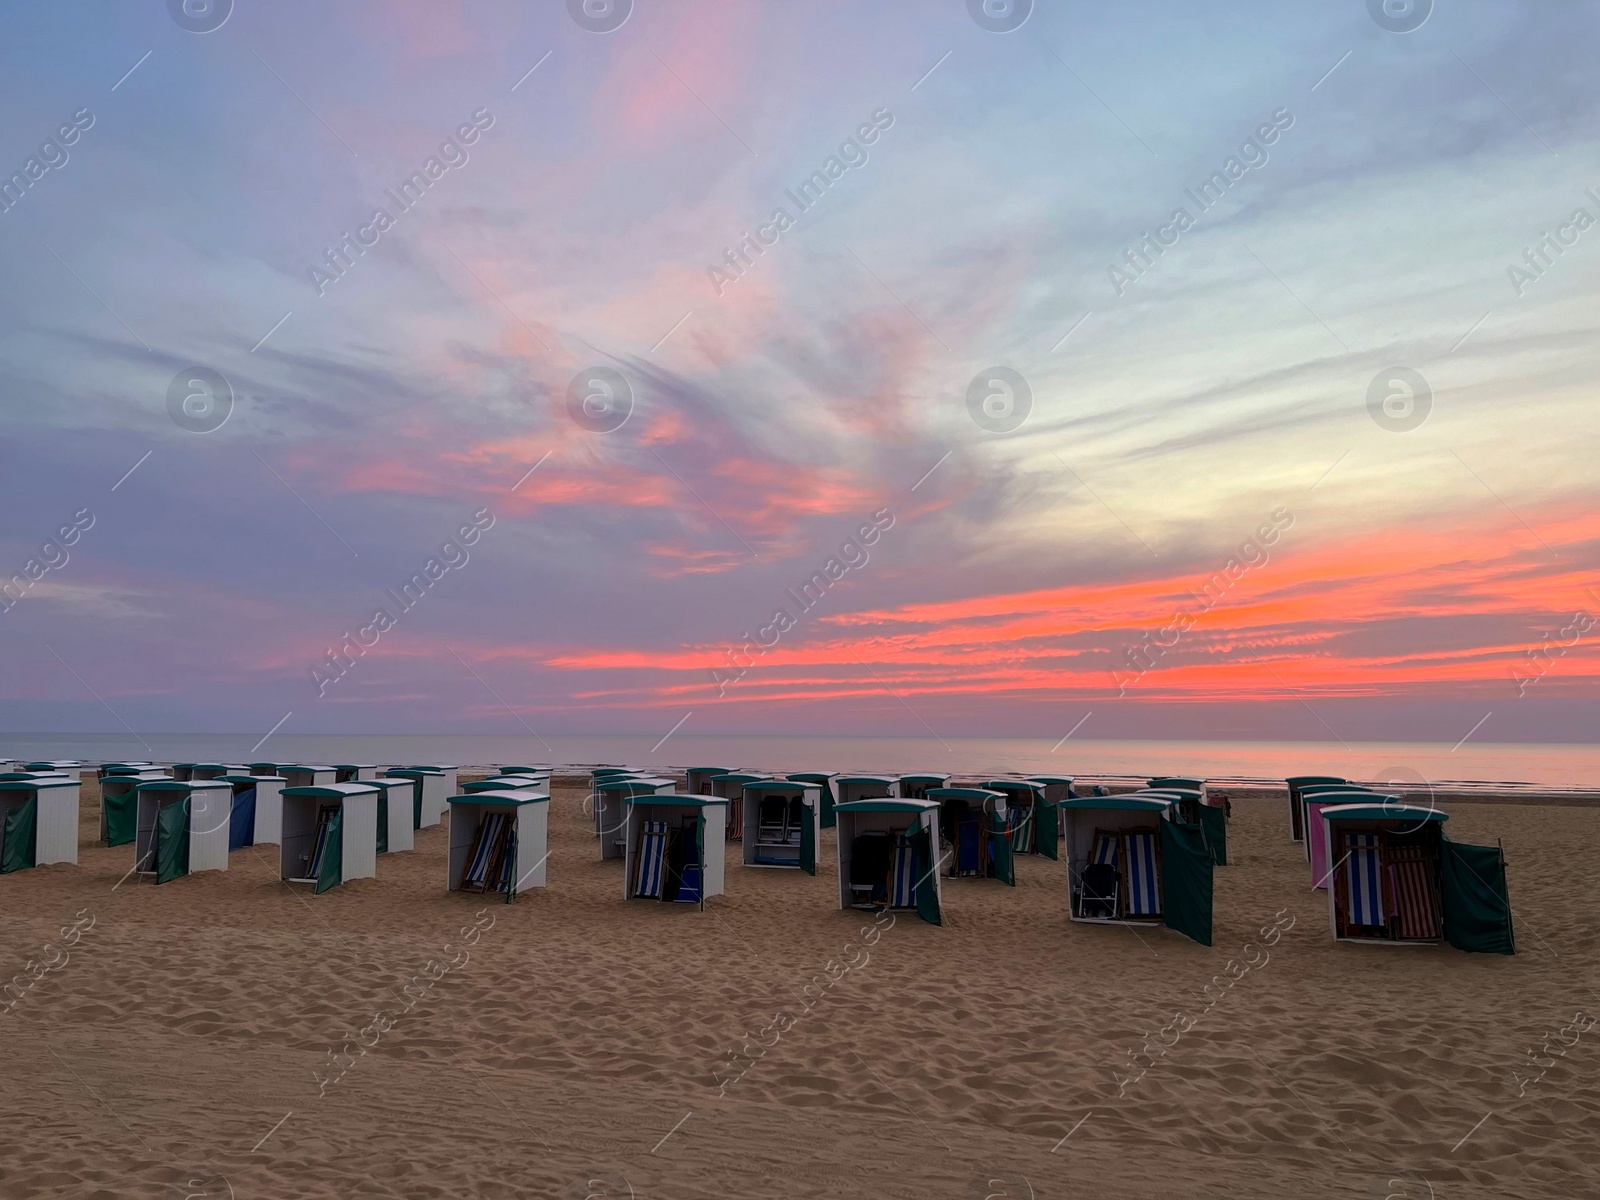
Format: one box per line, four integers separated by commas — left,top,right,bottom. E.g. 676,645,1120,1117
686,767,731,795
927,787,1010,883
741,781,820,871
707,772,771,841
279,784,380,891
623,795,728,908
448,789,550,899
0,776,81,871
833,798,943,924
133,780,231,881
1285,775,1348,842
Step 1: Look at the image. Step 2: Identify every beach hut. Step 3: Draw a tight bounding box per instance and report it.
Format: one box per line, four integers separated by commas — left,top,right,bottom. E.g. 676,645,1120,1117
595,778,675,860
786,771,838,820
280,765,338,789
894,773,951,800
464,776,549,793
98,761,152,778
216,773,286,848
410,764,459,795
1059,795,1213,945
279,783,380,894
0,775,81,872
834,798,943,925
1286,775,1348,841
741,780,820,872
1320,802,1514,952
448,788,550,901
1028,776,1076,804
369,778,416,855
624,794,727,908
928,787,1012,885
707,772,769,841
686,766,731,795
335,764,379,782
24,760,82,774
382,768,446,829
248,762,286,778
981,779,1058,859
132,780,231,883
497,765,548,779
827,775,896,834
100,770,172,846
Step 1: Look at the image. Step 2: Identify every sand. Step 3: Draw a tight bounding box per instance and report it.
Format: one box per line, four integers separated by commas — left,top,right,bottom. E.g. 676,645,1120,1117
0,775,1596,1199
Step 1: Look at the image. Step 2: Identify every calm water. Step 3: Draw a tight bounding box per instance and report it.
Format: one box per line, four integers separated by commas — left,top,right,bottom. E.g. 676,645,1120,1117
3,734,1597,789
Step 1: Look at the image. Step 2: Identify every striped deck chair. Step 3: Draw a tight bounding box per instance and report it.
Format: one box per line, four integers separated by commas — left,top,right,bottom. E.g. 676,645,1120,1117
634,819,669,899
1124,831,1161,916
1343,833,1383,926
1388,843,1440,939
1091,831,1119,868
305,807,337,878
462,812,508,890
954,812,982,876
889,832,917,908
1012,803,1035,855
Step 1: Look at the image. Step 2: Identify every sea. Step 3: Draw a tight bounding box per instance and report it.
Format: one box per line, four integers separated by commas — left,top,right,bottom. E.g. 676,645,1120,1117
4,734,1597,792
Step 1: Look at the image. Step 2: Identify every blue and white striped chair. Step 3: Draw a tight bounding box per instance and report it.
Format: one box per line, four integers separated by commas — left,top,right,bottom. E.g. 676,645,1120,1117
889,834,917,908
634,820,669,899
1344,833,1383,926
1125,831,1161,916
463,812,508,890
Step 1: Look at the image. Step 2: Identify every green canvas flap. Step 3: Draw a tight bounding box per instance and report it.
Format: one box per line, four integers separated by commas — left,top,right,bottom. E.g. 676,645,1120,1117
820,791,836,829
503,817,519,904
104,791,137,847
155,797,190,885
412,783,422,830
1035,794,1060,860
1,797,38,874
1440,838,1515,955
910,821,941,926
376,796,388,855
315,808,344,895
991,808,1015,886
1158,819,1213,946
800,803,816,875
697,813,707,910
1198,805,1228,866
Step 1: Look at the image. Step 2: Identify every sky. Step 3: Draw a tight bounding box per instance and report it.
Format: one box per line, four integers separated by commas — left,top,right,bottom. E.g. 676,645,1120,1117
0,0,1596,747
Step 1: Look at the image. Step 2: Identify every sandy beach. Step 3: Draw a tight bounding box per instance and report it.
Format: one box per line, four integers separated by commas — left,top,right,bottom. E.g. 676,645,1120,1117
0,774,1594,1199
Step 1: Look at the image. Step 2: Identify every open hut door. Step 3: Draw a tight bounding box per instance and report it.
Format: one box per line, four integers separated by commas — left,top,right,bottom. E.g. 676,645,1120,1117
990,808,1015,886
1158,819,1213,946
696,812,707,909
799,801,816,875
155,797,191,884
1198,805,1227,866
0,796,37,873
820,787,836,830
502,817,519,904
229,786,256,851
375,795,388,855
315,808,344,894
1035,797,1060,860
910,820,941,926
412,783,423,830
105,791,137,847
1440,839,1515,954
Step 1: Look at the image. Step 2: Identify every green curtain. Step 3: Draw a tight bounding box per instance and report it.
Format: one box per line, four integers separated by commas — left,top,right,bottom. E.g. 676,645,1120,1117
1158,819,1213,946
155,798,191,885
503,817,519,904
0,797,38,874
799,802,816,875
376,796,388,855
104,791,137,847
411,782,422,830
696,813,707,909
315,808,344,894
910,821,941,926
1440,839,1515,954
991,808,1015,886
820,790,836,829
1198,805,1228,866
1035,796,1059,860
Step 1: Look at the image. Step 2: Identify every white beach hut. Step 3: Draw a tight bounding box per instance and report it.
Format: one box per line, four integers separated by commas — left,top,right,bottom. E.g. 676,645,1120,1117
893,773,951,800
624,794,727,908
827,775,897,834
335,764,379,782
595,777,675,860
280,765,338,789
834,798,943,925
411,764,459,795
707,772,769,841
23,760,82,774
100,770,172,846
369,777,415,855
0,775,81,872
686,766,731,795
133,780,231,883
928,787,1011,884
448,788,550,900
383,768,446,829
1059,795,1214,944
280,783,380,893
98,761,153,779
741,780,820,872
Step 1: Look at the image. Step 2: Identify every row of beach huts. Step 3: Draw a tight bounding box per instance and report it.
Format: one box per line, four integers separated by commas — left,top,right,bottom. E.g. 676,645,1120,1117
0,762,1513,952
